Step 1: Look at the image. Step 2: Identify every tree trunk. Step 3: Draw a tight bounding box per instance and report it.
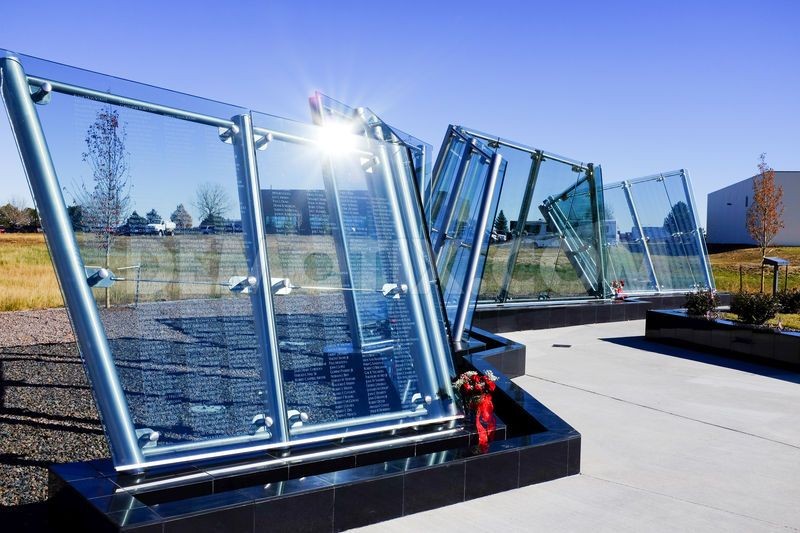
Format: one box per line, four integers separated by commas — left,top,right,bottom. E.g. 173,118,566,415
104,236,111,309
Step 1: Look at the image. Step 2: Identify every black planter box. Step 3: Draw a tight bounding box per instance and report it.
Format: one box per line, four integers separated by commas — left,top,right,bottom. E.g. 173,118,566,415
47,330,579,532
645,309,800,370
474,294,731,334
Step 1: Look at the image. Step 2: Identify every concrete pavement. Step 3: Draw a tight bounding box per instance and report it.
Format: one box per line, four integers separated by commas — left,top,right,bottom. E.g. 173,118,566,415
353,320,800,532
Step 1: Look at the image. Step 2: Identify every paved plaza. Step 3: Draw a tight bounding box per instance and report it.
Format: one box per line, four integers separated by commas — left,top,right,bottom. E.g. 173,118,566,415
356,320,800,532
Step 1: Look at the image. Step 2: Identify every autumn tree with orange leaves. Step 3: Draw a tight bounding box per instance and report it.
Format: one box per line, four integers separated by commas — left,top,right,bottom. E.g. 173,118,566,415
746,153,784,292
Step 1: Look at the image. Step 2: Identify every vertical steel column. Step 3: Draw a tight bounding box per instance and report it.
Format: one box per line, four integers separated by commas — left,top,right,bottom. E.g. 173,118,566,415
451,153,503,341
370,124,453,409
231,114,289,442
623,181,660,292
432,139,475,256
589,164,606,298
0,54,143,468
427,125,455,201
498,150,543,302
680,170,714,289
410,143,428,199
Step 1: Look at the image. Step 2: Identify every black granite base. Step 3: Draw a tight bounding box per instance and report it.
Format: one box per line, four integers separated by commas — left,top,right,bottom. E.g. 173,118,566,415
645,309,800,370
474,293,731,334
47,334,579,532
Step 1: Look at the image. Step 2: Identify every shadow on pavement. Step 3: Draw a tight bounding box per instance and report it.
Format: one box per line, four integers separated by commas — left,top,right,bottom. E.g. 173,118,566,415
601,336,800,385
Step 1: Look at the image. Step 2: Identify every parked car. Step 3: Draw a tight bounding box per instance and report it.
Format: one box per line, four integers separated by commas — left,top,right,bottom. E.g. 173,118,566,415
145,221,176,236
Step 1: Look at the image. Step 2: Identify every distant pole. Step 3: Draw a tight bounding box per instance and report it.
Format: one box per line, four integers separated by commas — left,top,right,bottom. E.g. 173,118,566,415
739,265,743,293
772,265,779,296
785,265,789,292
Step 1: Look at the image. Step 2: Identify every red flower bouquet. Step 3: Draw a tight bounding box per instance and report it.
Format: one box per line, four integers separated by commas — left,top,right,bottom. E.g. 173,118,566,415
453,370,498,450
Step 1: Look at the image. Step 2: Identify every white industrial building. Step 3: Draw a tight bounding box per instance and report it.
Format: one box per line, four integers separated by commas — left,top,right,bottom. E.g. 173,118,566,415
707,171,800,245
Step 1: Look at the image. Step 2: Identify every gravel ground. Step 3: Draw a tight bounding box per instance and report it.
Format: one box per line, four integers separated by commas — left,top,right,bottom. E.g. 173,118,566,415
0,297,427,531
0,308,107,531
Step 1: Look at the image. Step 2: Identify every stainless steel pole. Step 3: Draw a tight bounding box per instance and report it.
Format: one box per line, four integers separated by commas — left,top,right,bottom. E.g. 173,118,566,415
589,164,606,298
231,113,289,442
431,140,474,256
623,181,660,292
451,153,503,340
498,150,542,302
680,170,715,289
0,53,143,469
368,124,450,410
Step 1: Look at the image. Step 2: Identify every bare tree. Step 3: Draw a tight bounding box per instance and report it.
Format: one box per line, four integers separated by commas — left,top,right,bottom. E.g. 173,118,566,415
746,153,784,292
79,105,131,307
194,183,230,227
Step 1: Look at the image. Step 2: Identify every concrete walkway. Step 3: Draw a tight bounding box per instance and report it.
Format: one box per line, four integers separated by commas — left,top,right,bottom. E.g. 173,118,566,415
354,320,800,532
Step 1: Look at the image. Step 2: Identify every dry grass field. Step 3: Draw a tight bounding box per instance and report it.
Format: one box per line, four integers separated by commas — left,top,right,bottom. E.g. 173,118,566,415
2,233,799,312
0,232,345,311
0,233,62,311
709,246,800,292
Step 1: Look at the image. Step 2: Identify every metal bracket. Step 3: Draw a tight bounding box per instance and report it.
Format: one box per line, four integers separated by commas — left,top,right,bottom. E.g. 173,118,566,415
271,278,292,295
287,409,309,429
228,275,257,294
410,392,432,412
29,81,51,105
85,266,114,288
381,283,408,299
254,131,273,151
135,428,160,449
249,413,274,437
218,124,239,144
361,156,380,173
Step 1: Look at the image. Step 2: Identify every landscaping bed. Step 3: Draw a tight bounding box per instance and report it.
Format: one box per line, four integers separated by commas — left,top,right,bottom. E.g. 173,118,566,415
645,309,800,370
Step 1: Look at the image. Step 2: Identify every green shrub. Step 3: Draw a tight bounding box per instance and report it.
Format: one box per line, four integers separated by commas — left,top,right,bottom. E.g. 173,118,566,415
730,292,781,325
684,289,719,317
775,289,800,314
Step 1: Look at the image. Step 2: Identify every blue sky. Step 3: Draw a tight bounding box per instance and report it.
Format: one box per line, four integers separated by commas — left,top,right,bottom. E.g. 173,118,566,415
0,0,797,225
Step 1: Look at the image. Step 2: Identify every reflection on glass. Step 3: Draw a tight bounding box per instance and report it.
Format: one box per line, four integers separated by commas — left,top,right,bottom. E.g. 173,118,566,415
34,76,280,463
615,171,712,293
252,113,457,439
6,51,460,471
309,92,433,208
427,132,467,233
601,184,656,292
471,134,604,303
426,127,505,340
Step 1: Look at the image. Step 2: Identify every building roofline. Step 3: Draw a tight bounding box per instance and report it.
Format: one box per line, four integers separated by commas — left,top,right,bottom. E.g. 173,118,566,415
708,170,800,196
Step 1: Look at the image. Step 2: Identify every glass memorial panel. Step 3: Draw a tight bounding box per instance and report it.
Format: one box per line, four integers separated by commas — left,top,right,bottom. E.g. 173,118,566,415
505,156,599,301
3,51,461,471
310,92,433,208
427,132,467,232
477,142,538,302
659,171,712,290
435,148,505,340
251,113,458,440
601,183,657,293
426,127,504,339
16,53,284,468
541,170,603,297
626,172,712,292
